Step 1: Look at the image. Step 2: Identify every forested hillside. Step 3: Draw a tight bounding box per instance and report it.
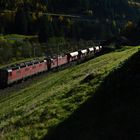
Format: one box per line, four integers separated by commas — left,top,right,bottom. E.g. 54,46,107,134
0,0,140,41
1,0,139,18
47,0,139,19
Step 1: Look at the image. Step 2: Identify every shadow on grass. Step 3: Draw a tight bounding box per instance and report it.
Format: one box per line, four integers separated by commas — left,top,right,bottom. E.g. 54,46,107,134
43,50,140,140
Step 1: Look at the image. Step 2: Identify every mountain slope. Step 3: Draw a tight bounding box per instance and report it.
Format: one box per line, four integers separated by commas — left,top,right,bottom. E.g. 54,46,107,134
47,0,139,20
1,0,140,20
46,46,140,140
1,0,140,40
0,47,139,139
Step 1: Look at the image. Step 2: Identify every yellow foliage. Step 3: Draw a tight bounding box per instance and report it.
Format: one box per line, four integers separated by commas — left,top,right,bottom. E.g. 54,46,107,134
32,13,37,21
125,21,135,30
48,16,53,22
59,16,64,22
38,12,43,18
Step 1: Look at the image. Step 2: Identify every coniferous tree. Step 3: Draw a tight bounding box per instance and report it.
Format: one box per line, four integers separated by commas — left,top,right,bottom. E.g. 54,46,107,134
38,17,49,42
14,8,28,34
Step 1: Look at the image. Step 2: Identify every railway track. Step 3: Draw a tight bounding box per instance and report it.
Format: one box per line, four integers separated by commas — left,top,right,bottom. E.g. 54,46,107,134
0,44,103,100
0,51,103,96
0,70,51,97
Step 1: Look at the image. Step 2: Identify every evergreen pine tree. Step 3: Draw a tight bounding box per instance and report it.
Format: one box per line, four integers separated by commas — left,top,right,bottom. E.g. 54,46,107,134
38,17,48,42
14,8,28,34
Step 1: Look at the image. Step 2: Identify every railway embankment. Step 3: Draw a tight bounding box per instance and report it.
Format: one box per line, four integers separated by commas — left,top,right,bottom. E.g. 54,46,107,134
0,46,139,139
45,47,140,140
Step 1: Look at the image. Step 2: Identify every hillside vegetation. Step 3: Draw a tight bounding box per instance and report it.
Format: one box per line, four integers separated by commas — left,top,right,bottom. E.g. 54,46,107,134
0,34,44,64
46,46,140,140
0,0,140,41
0,47,139,139
0,34,95,65
1,0,139,18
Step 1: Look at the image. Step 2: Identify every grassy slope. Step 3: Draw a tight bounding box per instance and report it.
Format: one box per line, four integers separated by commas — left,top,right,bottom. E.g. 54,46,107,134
46,47,140,140
0,34,36,43
0,47,139,139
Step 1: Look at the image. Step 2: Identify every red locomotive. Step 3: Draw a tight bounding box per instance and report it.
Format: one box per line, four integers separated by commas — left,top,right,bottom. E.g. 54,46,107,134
0,46,102,88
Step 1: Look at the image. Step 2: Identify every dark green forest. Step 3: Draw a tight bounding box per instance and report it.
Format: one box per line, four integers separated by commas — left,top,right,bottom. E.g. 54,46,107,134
1,0,140,40
0,0,140,64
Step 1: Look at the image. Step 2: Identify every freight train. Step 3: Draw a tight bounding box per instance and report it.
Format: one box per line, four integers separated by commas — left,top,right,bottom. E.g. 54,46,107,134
0,46,102,88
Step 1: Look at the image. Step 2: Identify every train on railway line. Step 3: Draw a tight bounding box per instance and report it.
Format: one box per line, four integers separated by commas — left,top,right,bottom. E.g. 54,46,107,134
0,46,102,88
